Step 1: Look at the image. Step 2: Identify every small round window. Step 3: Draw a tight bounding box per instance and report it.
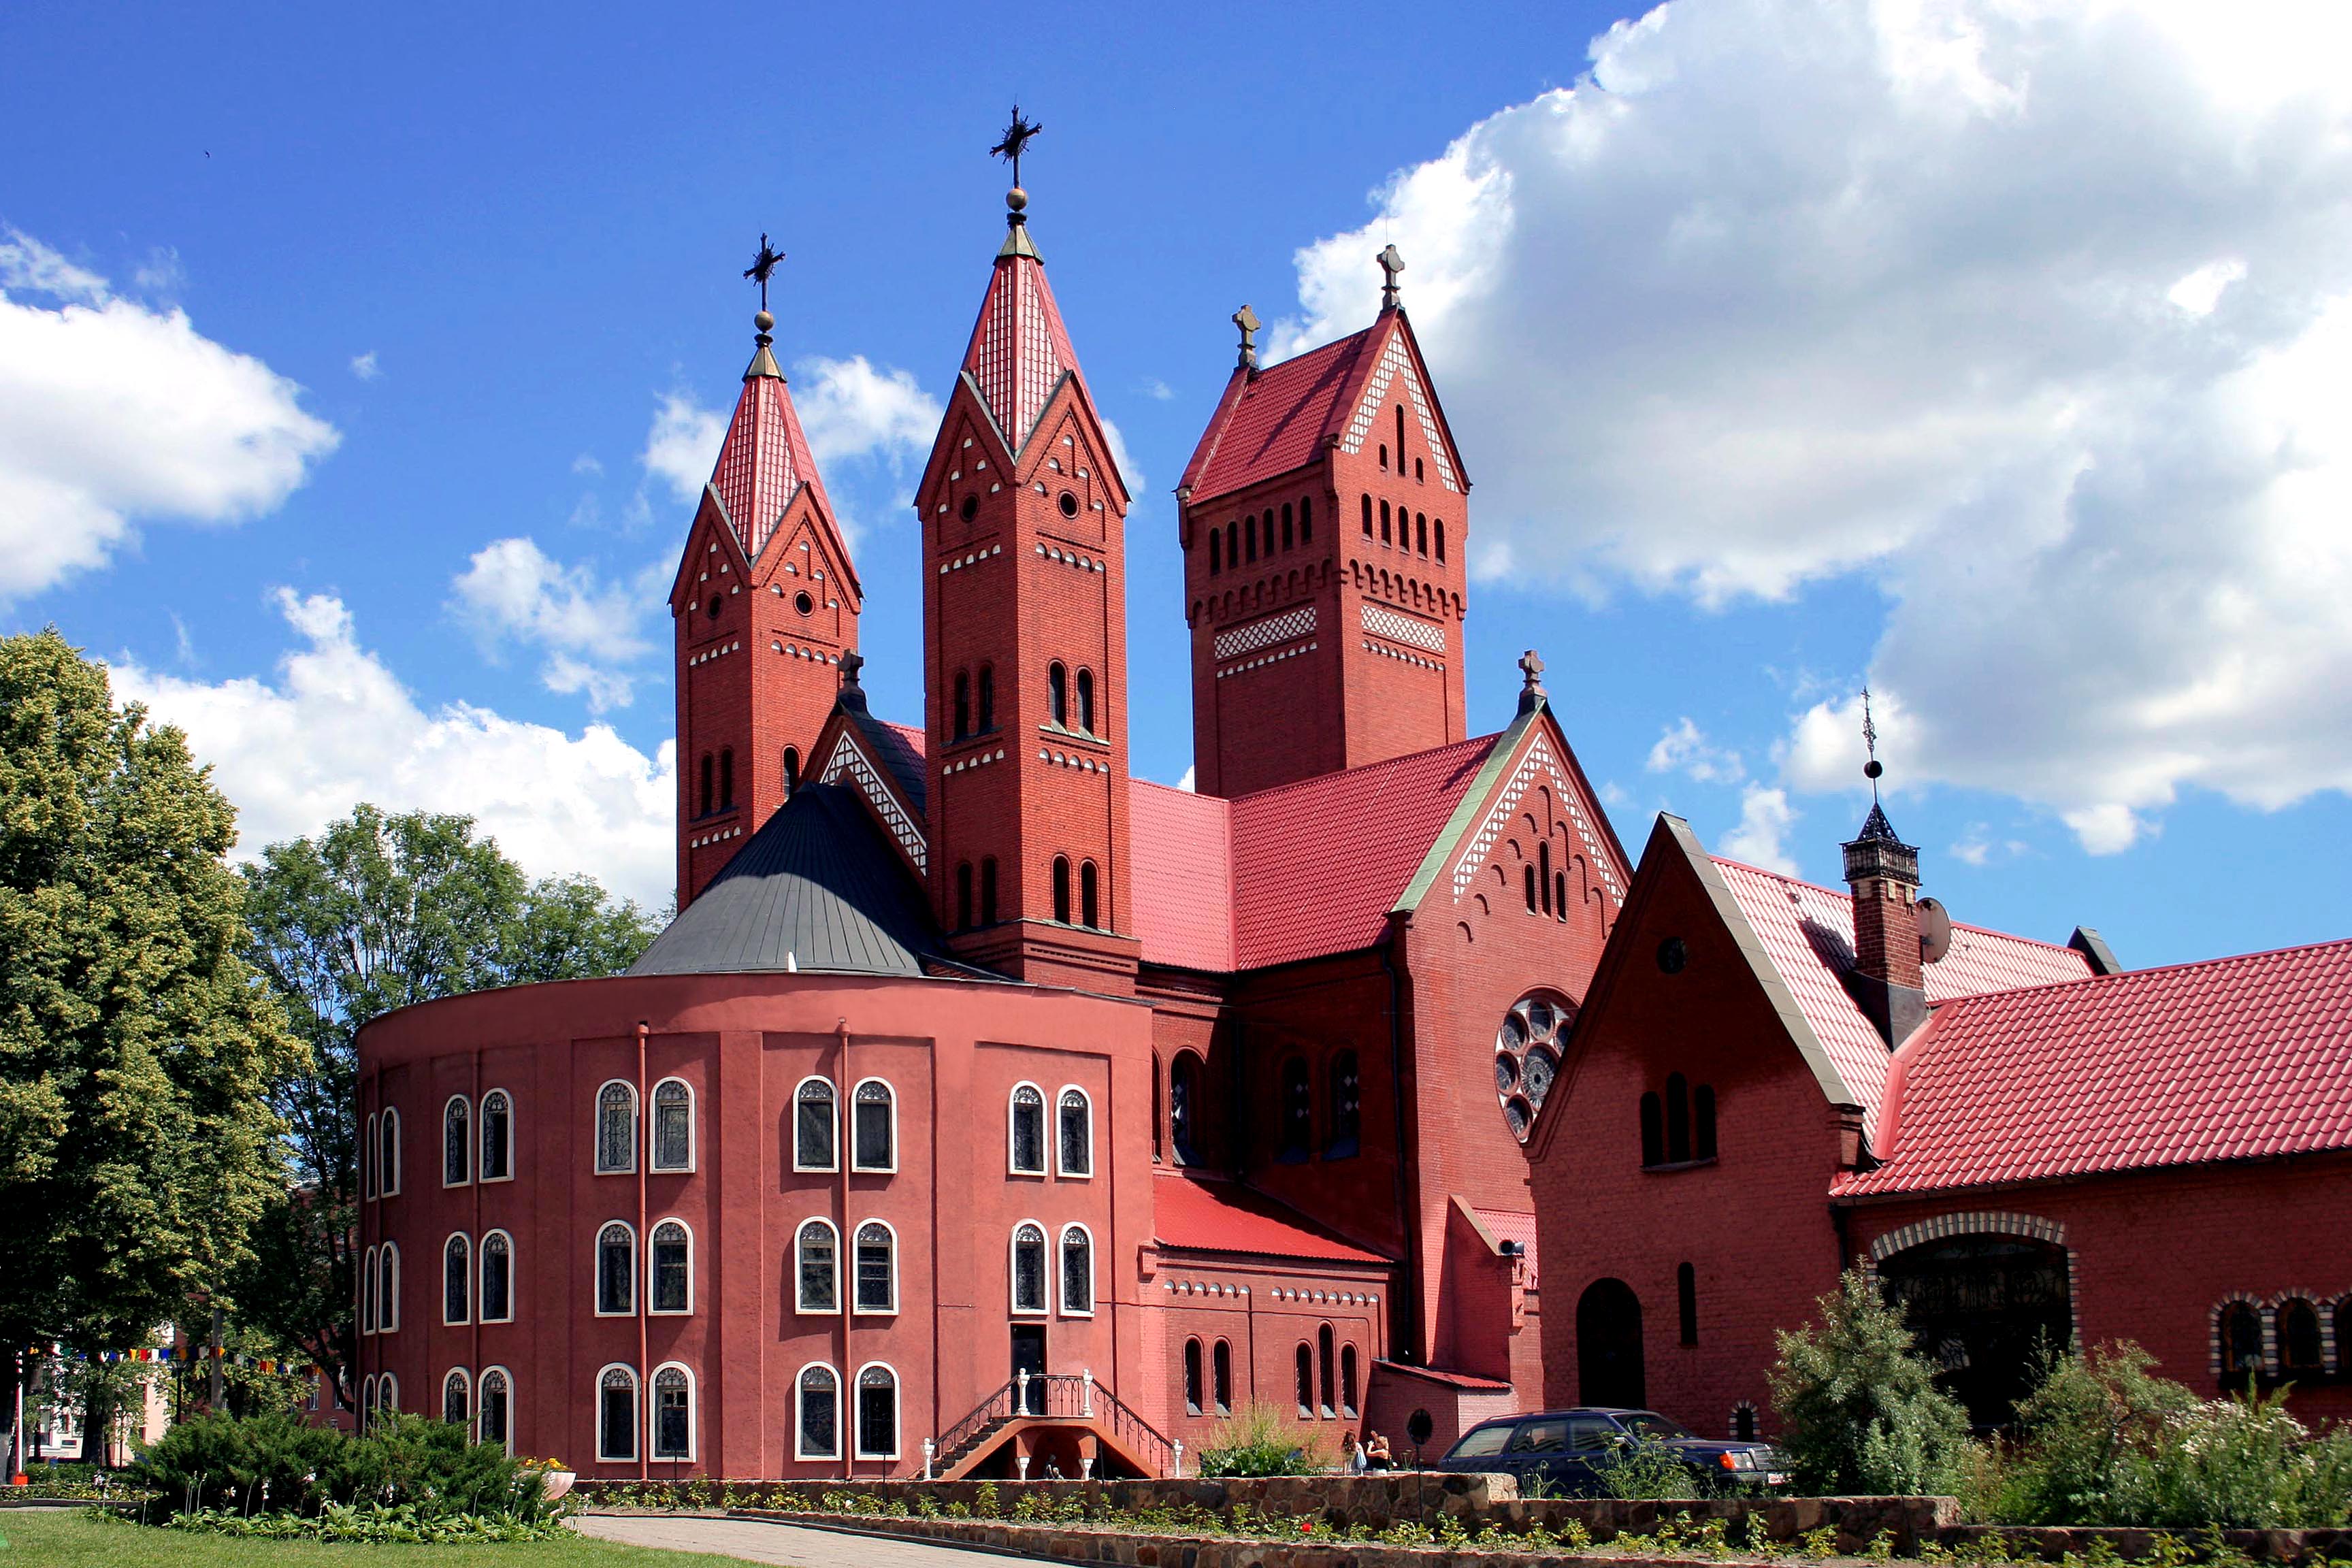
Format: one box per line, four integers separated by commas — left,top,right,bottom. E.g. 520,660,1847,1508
706,597,722,619
1494,992,1573,1141
1656,938,1688,975
794,590,815,616
1058,490,1079,519
960,495,979,523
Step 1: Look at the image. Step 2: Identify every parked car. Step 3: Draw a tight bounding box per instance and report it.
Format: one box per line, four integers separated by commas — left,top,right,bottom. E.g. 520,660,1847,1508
1430,1407,1790,1496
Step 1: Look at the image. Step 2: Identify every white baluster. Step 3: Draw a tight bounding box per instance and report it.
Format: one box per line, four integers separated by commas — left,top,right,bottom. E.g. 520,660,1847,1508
1080,1368,1094,1418
921,1439,934,1481
1015,1455,1030,1482
1015,1368,1030,1416
1171,1439,1183,1478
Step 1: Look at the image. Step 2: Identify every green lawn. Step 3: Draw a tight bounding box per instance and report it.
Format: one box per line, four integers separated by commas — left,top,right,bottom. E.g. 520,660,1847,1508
0,1509,750,1568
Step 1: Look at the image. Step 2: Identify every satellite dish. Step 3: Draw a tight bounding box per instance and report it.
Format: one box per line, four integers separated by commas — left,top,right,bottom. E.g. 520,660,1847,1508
1918,897,1953,965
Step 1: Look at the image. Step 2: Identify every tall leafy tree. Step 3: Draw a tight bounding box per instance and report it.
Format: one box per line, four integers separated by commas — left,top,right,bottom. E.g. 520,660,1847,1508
0,629,305,1450
234,806,659,1407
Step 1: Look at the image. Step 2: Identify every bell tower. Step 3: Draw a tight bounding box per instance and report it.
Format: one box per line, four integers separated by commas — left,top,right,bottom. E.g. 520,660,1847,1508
913,116,1139,992
669,242,862,908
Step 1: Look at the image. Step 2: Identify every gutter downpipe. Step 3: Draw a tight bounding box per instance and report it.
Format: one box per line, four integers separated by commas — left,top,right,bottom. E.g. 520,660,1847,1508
1379,915,1424,1366
838,1017,853,1482
636,1021,649,1482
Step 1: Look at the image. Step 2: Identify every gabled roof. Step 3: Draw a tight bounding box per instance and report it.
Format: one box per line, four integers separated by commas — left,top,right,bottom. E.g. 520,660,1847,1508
710,333,849,580
960,235,1083,456
1153,1170,1391,1264
1835,938,2352,1198
1467,1205,1540,1292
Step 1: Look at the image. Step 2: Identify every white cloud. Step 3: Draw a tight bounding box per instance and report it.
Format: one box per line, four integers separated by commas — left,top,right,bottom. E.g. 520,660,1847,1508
1141,378,1175,402
640,392,727,505
1719,784,1799,876
1174,765,1196,793
1646,716,1744,783
350,350,380,381
112,589,674,908
791,355,940,467
448,537,659,712
0,229,339,602
1281,0,2352,853
572,453,603,477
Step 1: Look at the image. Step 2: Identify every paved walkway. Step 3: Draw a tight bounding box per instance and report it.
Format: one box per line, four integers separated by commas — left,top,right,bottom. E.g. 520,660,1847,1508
574,1512,1043,1568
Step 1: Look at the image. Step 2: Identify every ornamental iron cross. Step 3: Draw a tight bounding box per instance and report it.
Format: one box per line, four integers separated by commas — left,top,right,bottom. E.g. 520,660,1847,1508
990,106,1043,186
1232,304,1261,370
1520,649,1546,689
744,233,785,312
1377,244,1406,309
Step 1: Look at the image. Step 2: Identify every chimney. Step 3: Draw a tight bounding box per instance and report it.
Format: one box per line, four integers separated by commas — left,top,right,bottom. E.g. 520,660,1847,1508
1843,801,1927,1043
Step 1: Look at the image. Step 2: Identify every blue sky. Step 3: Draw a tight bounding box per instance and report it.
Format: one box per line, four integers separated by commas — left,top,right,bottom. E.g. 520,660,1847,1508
4,0,2349,968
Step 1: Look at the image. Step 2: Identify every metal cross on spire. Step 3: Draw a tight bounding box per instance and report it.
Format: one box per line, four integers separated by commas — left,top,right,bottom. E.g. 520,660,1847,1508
1377,243,1406,310
743,233,785,314
1232,304,1261,371
1861,685,1884,798
990,105,1043,189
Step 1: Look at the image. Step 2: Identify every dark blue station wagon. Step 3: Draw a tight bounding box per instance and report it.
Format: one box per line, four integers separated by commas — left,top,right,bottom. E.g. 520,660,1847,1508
1431,1407,1790,1495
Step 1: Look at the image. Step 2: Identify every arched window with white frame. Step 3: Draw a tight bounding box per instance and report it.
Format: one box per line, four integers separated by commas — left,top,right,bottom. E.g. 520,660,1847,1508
478,1367,512,1453
444,1096,471,1187
1057,1088,1092,1177
479,1090,512,1181
443,1233,471,1325
1011,1222,1047,1313
651,1079,693,1171
596,1222,635,1316
479,1230,513,1322
442,1367,470,1427
365,1113,378,1199
1009,1083,1045,1175
796,1219,838,1313
855,1363,899,1460
360,1374,376,1426
649,1220,691,1314
378,1371,398,1414
651,1363,694,1461
852,1079,896,1171
595,1081,636,1174
362,1246,378,1334
1060,1223,1094,1316
379,1241,400,1332
795,1363,839,1460
853,1221,897,1315
380,1107,402,1195
794,1077,837,1171
597,1365,638,1463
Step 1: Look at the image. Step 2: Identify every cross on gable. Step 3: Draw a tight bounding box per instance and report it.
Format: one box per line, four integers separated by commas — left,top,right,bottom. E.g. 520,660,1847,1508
1520,649,1546,687
1377,244,1405,310
1232,304,1261,370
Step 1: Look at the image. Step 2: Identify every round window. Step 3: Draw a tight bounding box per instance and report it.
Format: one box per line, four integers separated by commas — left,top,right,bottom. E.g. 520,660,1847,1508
706,597,722,619
1494,992,1574,1141
960,494,979,523
1058,490,1080,519
1656,937,1687,975
794,591,814,616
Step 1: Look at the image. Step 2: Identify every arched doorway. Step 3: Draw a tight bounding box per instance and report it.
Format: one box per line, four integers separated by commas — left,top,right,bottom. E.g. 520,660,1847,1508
1877,1234,2071,1427
1578,1278,1645,1409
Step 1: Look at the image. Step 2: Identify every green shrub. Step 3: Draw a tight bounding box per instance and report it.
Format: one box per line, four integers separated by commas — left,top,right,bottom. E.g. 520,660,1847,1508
1995,1343,2195,1524
133,1409,343,1515
133,1410,546,1522
1767,1267,1974,1496
1592,1441,1715,1499
1195,1403,1327,1477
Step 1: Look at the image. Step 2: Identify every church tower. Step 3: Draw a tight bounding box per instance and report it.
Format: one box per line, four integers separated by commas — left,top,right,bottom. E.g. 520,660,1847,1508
669,278,862,909
1175,247,1471,797
913,126,1139,992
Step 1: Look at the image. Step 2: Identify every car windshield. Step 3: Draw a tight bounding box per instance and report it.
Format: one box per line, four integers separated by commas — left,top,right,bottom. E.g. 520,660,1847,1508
1448,1423,1512,1459
1619,1413,1697,1442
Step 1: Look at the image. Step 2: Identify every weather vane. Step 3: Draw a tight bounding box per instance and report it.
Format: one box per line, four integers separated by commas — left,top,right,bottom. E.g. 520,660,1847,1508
743,233,785,314
990,105,1043,189
1861,685,1884,800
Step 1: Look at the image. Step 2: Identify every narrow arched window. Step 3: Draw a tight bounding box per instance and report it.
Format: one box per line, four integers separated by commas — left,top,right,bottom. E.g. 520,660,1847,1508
1341,1343,1359,1416
1435,520,1446,563
1733,1404,1757,1441
796,1220,838,1313
377,1371,399,1416
1396,406,1407,470
1079,860,1100,929
479,1368,511,1452
1640,1092,1665,1167
379,1241,399,1331
443,1233,471,1325
783,745,800,794
977,664,996,732
480,1230,512,1322
856,1365,899,1459
853,1079,895,1171
1300,495,1313,542
1011,1223,1048,1313
1279,1056,1311,1160
1212,1339,1233,1412
362,1247,378,1334
1061,1224,1093,1315
595,1081,636,1174
794,1078,836,1171
1360,494,1373,538
1667,1073,1693,1163
1009,1084,1046,1175
2280,1299,2323,1371
797,1365,840,1459
444,1096,470,1186
652,1079,693,1171
1262,512,1276,557
649,1220,691,1313
953,670,971,740
1281,502,1294,551
718,747,735,811
1679,1262,1699,1346
2221,1301,2263,1377
979,857,999,925
1209,528,1222,576
1076,668,1096,734
956,862,974,930
1294,1343,1313,1416
1417,513,1428,555
1226,520,1239,564
1171,1053,1203,1166
1318,1323,1337,1416
597,1223,634,1316
1244,514,1258,562
1379,442,1389,471
1183,1339,1204,1414
1051,857,1073,924
698,753,713,817
479,1090,511,1181
1048,663,1068,727
1555,870,1568,919
854,1222,896,1313
442,1367,470,1427
1524,864,1538,913
653,1366,691,1460
598,1366,638,1462
1379,499,1392,544
1695,1085,1718,1161
380,1108,400,1195
1058,1089,1092,1177
1327,1050,1361,1158
1539,843,1554,915
365,1112,378,1199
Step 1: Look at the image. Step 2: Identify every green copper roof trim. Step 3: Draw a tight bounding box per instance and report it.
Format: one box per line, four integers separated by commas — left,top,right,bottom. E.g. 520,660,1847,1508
744,341,783,379
997,223,1041,261
1388,700,1543,919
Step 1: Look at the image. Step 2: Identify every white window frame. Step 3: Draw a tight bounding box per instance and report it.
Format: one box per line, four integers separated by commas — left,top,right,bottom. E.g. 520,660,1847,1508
853,1360,900,1460
1058,1222,1095,1318
650,1077,696,1173
595,1363,639,1464
478,1228,515,1323
649,1361,697,1463
361,1373,376,1424
365,1112,378,1200
478,1365,514,1455
442,1232,472,1326
1054,1085,1094,1179
380,1107,402,1196
849,1077,898,1174
793,1360,841,1460
1009,1220,1049,1316
1007,1082,1047,1177
441,1365,472,1428
443,1095,472,1188
794,1218,840,1316
478,1090,514,1183
380,1241,400,1333
791,1076,838,1173
647,1218,694,1316
378,1371,398,1414
361,1246,378,1335
594,1221,637,1318
594,1080,638,1175
851,1219,898,1316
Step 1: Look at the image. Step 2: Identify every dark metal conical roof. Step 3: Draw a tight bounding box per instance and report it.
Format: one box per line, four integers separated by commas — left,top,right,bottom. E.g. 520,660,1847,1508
1853,800,1903,845
628,783,946,977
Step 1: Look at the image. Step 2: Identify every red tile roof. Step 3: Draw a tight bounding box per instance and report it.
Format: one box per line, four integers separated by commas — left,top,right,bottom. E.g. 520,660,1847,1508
1836,938,2352,1198
1372,1360,1512,1393
960,248,1083,453
1129,781,1235,972
711,358,833,561
1180,324,1386,500
1468,1206,1539,1292
1714,858,2092,1140
1153,1171,1390,1263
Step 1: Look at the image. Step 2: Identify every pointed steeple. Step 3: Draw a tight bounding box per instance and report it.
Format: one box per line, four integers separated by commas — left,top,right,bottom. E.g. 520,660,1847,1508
959,188,1084,454
710,309,832,559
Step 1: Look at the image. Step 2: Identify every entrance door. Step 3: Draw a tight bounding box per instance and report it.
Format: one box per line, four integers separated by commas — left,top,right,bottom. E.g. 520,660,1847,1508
1878,1235,2071,1428
1577,1278,1646,1409
1011,1324,1047,1414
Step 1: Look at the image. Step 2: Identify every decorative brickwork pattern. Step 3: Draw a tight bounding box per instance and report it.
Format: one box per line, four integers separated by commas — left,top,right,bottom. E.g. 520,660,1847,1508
1214,606,1316,662
1360,603,1446,654
1341,333,1462,493
821,731,928,872
1450,736,1627,905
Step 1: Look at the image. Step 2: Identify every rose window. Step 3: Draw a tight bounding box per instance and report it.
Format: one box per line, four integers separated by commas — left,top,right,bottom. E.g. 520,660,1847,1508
1494,993,1573,1141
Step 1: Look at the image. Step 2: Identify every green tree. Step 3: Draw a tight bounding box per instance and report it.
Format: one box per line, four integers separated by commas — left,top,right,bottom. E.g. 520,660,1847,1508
0,629,306,1452
232,805,659,1409
1767,1267,1975,1495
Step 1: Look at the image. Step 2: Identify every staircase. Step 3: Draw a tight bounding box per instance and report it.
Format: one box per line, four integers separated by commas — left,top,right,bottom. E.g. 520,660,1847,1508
929,1371,1177,1480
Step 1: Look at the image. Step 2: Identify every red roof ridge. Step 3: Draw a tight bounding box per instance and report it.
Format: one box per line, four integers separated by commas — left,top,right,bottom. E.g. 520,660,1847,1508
1230,730,1500,808
1152,1169,1392,1264
1710,853,2084,957
1178,319,1390,502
